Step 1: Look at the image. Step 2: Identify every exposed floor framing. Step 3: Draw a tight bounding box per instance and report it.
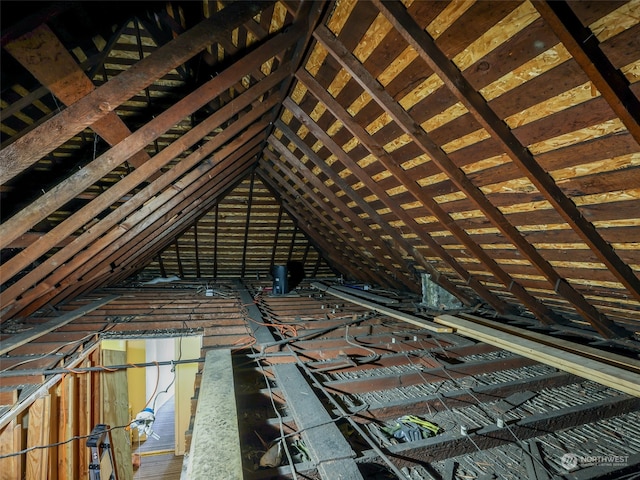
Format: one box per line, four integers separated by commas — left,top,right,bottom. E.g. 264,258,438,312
2,279,639,479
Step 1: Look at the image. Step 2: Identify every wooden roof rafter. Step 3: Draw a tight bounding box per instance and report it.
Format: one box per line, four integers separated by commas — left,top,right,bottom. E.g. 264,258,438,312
312,22,630,338
258,167,373,284
267,133,420,292
0,40,294,318
272,117,477,306
261,148,404,289
374,0,640,312
12,131,267,319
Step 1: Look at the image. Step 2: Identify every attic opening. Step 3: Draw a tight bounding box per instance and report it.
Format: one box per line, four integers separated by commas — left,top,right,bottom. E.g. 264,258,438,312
100,334,202,468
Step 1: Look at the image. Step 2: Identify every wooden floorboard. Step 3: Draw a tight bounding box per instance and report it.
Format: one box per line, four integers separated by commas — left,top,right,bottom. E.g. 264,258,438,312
133,395,183,480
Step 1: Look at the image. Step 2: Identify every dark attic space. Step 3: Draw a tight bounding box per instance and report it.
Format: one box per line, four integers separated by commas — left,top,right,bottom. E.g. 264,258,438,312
1,1,639,479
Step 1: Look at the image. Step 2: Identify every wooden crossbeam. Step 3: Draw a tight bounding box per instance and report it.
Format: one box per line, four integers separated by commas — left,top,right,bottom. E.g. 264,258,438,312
4,24,155,176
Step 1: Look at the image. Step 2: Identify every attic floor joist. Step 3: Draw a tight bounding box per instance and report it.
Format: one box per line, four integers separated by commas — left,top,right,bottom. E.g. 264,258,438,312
2,280,639,479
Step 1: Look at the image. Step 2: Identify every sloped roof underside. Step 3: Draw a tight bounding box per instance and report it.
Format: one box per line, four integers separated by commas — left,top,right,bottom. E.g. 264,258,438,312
1,0,639,338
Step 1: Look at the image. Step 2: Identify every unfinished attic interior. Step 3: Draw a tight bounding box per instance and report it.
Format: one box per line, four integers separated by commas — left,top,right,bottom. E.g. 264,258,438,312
1,0,640,478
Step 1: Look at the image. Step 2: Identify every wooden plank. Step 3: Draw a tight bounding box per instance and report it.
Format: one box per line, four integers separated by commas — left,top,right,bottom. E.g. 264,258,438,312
281,93,485,307
102,348,132,480
0,295,119,355
533,1,640,144
311,281,453,333
314,21,628,337
374,0,640,313
0,1,273,185
0,25,297,256
184,350,242,479
458,312,640,372
57,375,77,480
26,395,50,480
434,314,640,397
3,24,153,173
0,419,22,480
5,107,277,320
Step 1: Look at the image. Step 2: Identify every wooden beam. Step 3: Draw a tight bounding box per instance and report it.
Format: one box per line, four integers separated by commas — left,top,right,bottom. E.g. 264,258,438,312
262,152,406,289
458,312,640,372
0,25,297,251
0,295,118,354
57,374,77,480
314,23,627,338
101,348,132,480
270,205,284,269
26,395,51,480
311,282,453,334
0,419,22,479
174,241,184,278
532,1,640,145
240,171,256,277
3,129,267,319
193,222,201,278
1,89,283,313
268,135,420,291
274,119,473,302
0,1,273,184
292,74,514,313
4,24,154,174
434,314,640,397
213,203,219,278
185,350,242,479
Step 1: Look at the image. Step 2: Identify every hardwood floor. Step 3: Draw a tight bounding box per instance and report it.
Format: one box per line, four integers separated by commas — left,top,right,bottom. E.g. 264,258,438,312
133,395,184,480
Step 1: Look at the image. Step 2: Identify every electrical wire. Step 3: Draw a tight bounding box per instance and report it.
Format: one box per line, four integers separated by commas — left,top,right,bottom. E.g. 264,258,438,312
410,334,557,478
0,423,131,459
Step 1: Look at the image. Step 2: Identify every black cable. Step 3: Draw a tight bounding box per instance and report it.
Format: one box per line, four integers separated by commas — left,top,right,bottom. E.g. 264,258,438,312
0,423,130,459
